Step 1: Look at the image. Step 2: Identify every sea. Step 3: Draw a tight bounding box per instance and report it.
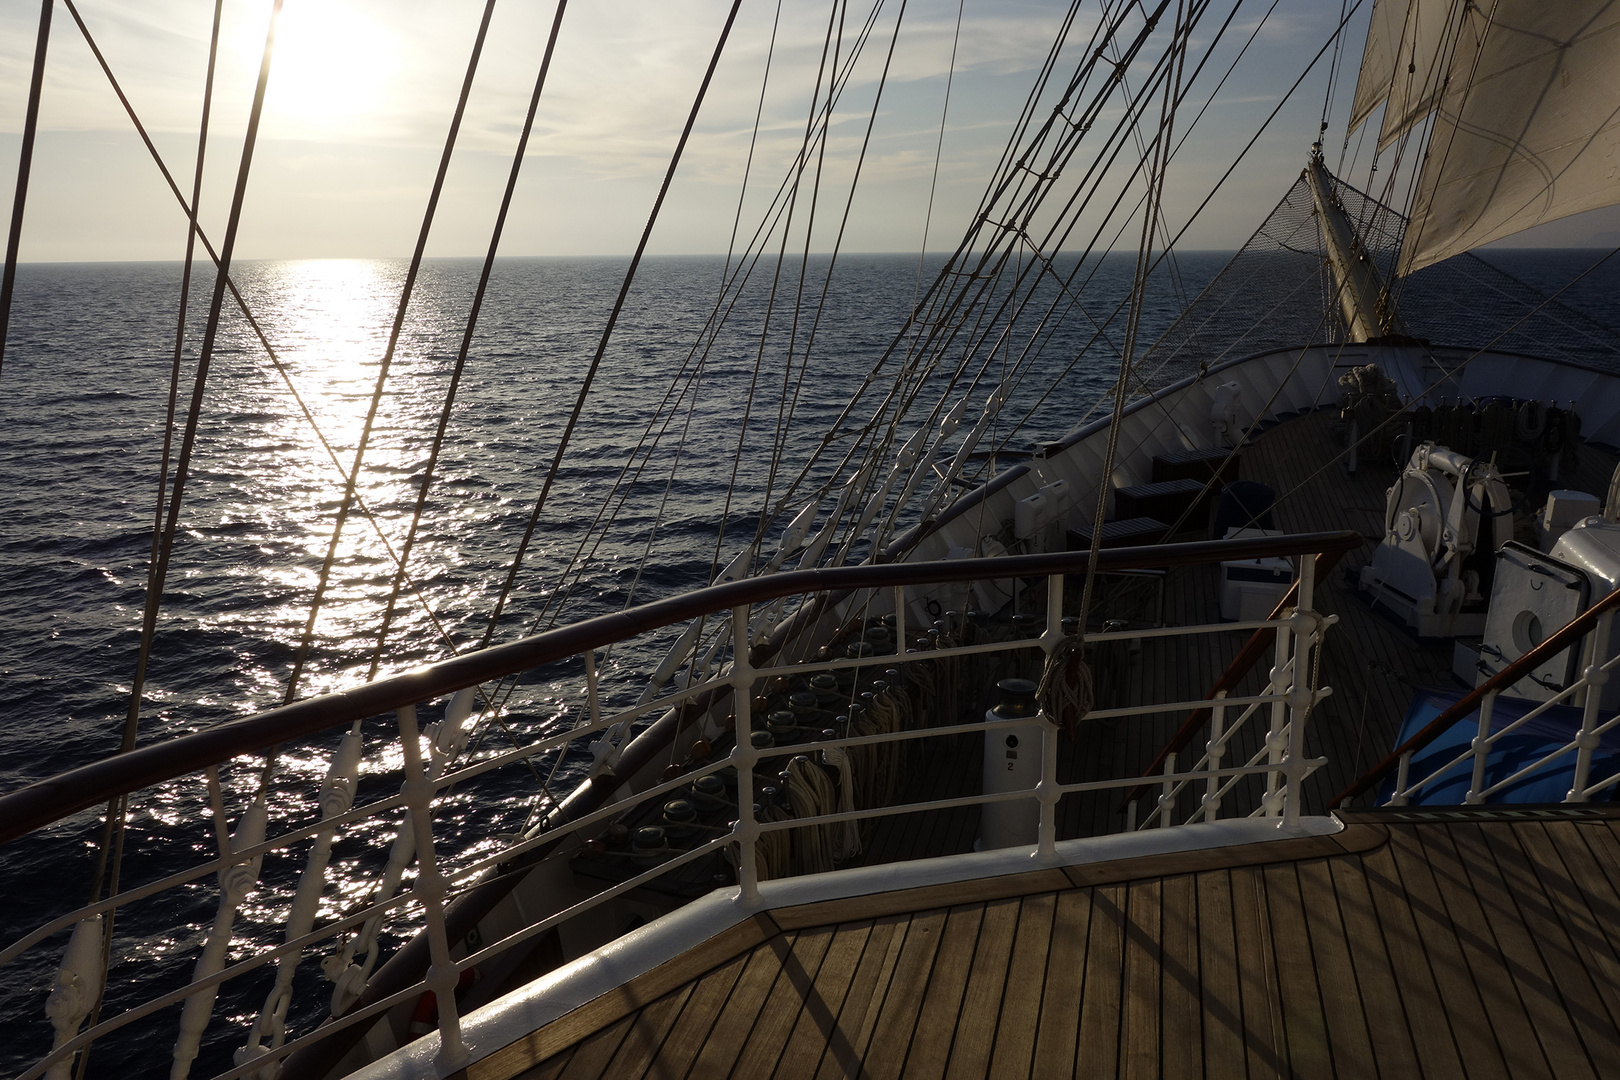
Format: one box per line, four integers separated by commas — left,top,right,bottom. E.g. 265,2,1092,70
2,249,1617,1075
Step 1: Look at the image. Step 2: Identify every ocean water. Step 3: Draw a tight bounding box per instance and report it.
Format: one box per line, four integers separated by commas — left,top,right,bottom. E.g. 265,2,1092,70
0,251,1223,1075
2,248,1617,1074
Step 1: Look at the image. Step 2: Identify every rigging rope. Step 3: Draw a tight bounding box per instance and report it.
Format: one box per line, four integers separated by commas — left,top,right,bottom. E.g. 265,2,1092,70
930,0,1269,457
486,17,886,712
64,0,461,666
478,0,747,650
285,0,499,704
975,0,1357,469
0,0,52,381
132,0,223,742
73,2,282,1075
368,0,571,681
1078,0,1185,649
757,0,852,543
763,0,913,546
751,0,1158,561
709,0,846,589
83,7,223,1074
914,0,965,303
83,0,283,899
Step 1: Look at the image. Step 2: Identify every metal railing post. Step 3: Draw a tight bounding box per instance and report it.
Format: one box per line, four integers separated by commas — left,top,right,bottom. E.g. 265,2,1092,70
1389,750,1412,807
396,705,466,1070
584,647,602,730
1036,573,1064,858
731,604,761,903
1280,570,1319,831
1158,752,1177,828
1202,691,1227,822
893,584,907,659
172,773,266,1080
1282,617,1311,830
1568,610,1614,802
1262,612,1294,819
43,915,104,1080
1466,691,1496,804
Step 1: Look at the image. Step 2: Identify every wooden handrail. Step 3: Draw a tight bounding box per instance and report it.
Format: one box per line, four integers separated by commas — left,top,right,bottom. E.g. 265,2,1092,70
1330,581,1620,808
0,530,1360,846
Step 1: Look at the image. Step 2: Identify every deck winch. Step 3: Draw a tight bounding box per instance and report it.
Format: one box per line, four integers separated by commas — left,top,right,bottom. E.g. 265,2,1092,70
1360,442,1512,637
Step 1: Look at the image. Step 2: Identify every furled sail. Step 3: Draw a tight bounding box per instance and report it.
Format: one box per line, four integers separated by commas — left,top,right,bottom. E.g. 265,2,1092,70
1399,2,1620,274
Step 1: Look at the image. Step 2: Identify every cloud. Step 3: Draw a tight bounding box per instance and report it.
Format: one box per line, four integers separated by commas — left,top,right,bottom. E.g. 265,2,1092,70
0,1,1379,259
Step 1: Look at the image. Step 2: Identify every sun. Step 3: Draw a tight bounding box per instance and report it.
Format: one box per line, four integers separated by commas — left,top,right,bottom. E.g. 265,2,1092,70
261,1,401,136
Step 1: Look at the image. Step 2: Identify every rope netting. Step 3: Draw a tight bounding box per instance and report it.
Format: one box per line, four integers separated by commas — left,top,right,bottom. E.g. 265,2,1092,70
1133,168,1620,394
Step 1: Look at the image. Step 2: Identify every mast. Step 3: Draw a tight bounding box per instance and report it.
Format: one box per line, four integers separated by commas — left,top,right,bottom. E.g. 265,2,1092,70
1305,149,1390,343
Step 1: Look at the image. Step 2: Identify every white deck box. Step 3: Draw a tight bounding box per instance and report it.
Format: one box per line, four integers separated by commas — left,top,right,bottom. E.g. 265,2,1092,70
1219,528,1292,621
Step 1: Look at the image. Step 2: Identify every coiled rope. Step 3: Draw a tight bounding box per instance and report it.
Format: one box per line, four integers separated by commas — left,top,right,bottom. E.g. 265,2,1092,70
784,756,837,875
1037,632,1095,733
755,800,792,882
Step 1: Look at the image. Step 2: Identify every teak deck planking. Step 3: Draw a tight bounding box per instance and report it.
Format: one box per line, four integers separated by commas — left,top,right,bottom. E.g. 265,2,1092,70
468,808,1620,1080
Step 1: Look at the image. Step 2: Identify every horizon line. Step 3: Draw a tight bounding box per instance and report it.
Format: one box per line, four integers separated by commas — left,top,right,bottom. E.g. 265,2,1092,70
10,245,1612,267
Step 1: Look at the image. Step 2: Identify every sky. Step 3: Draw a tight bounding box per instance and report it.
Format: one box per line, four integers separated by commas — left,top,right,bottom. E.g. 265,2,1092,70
1,0,1616,262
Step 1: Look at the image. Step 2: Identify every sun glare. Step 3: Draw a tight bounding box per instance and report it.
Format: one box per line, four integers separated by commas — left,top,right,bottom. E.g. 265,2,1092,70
261,2,400,135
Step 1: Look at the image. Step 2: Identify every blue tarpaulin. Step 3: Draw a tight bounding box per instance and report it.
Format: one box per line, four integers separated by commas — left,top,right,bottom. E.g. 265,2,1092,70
1380,689,1620,805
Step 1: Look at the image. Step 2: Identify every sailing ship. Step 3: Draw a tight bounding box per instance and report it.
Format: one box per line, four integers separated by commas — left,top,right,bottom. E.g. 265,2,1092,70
5,1,1620,1077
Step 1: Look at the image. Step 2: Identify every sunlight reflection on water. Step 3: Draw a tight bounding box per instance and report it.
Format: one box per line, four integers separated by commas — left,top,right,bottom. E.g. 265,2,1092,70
0,252,1203,1075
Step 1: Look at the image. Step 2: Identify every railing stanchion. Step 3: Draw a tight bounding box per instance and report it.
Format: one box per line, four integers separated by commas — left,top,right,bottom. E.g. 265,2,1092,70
1037,573,1064,858
1262,604,1294,818
1159,752,1177,829
43,914,104,1080
731,603,761,903
1279,557,1322,829
1569,610,1613,802
1281,612,1313,829
1203,691,1227,822
172,773,265,1079
585,648,602,731
893,585,907,659
396,705,466,1069
1467,691,1496,804
1389,751,1412,807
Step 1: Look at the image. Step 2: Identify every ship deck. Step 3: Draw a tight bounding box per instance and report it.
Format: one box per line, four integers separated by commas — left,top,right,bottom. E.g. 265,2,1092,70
858,404,1620,858
463,806,1620,1080
448,409,1620,1079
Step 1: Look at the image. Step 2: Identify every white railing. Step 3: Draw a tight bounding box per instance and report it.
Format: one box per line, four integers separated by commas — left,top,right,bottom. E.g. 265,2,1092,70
1383,609,1620,806
0,534,1352,1080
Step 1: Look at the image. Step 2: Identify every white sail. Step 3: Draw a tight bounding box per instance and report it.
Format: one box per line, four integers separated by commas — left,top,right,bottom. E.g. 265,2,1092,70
1348,0,1482,151
1390,1,1483,154
1347,0,1410,136
1400,2,1620,274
